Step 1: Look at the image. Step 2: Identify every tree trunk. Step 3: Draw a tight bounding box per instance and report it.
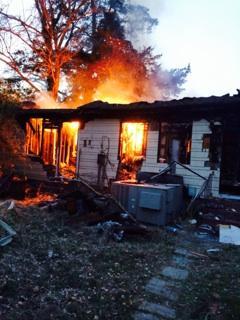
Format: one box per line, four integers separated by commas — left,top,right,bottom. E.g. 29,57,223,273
47,74,59,101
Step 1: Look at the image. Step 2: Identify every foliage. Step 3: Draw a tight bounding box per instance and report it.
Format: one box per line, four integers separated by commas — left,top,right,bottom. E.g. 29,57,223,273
0,77,33,102
0,78,26,168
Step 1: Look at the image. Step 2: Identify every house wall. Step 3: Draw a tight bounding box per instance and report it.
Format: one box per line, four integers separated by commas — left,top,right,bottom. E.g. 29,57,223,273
77,119,120,184
77,118,221,196
141,119,220,196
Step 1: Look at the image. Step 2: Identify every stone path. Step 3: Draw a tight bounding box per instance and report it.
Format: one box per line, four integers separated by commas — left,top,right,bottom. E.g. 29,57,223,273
133,246,194,320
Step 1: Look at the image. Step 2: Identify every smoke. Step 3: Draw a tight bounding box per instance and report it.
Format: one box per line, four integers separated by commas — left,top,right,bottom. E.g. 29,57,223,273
129,0,166,17
124,3,158,49
34,91,66,109
149,65,191,100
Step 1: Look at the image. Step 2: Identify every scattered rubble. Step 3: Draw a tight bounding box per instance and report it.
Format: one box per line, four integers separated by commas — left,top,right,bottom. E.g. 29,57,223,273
219,225,240,245
189,198,240,243
58,179,151,241
0,201,17,247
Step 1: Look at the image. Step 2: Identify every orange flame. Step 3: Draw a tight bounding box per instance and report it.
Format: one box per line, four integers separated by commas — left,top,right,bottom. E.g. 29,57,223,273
61,121,79,159
65,36,159,108
120,122,146,160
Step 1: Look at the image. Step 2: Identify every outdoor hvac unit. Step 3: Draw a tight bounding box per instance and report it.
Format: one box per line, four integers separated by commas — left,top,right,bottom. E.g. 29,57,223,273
111,181,183,226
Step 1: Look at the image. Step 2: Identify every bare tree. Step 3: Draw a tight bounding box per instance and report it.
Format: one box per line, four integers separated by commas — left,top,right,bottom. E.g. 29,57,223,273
0,0,91,100
0,1,190,104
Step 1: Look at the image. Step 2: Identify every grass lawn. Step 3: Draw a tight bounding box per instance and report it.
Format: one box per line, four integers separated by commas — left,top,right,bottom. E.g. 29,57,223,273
2,200,240,320
0,203,175,320
177,236,240,320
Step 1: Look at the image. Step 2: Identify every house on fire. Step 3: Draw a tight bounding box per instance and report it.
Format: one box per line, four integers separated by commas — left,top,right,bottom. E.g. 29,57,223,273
17,94,240,198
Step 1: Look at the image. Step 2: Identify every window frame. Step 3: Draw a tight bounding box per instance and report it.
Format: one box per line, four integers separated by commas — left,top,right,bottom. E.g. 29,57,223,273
157,121,192,165
118,120,148,160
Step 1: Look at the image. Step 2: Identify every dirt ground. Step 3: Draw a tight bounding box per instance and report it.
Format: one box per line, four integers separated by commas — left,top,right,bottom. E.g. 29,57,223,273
0,201,175,320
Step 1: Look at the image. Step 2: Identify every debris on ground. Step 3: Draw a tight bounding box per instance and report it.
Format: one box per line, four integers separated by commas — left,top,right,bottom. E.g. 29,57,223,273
219,224,240,245
0,217,16,247
194,198,240,228
188,219,197,225
0,200,174,320
206,248,221,254
189,198,240,243
58,179,150,241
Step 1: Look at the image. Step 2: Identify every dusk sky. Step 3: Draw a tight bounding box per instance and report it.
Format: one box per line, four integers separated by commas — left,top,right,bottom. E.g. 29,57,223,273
6,0,240,98
134,0,240,98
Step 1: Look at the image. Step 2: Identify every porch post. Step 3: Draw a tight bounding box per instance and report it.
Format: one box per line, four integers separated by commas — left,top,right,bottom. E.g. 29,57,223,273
55,123,62,177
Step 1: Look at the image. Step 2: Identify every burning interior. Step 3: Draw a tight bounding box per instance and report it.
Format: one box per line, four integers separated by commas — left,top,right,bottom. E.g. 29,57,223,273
24,114,149,182
25,117,79,177
118,122,148,180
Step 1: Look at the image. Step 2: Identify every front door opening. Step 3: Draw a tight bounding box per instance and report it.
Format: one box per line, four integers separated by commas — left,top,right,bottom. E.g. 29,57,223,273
117,122,148,180
60,121,79,177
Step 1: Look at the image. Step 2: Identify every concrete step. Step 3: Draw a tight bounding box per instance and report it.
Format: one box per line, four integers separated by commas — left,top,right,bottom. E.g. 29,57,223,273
139,301,176,319
161,267,189,281
145,278,178,301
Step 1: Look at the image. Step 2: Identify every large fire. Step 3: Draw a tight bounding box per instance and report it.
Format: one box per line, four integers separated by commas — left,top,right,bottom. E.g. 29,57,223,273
31,36,157,178
64,36,159,108
34,34,164,110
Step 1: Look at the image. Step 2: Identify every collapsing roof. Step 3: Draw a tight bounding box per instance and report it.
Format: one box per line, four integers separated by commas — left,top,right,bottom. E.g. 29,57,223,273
17,93,240,123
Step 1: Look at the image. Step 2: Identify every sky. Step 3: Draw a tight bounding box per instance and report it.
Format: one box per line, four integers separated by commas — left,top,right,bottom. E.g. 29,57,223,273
4,0,240,98
133,0,240,98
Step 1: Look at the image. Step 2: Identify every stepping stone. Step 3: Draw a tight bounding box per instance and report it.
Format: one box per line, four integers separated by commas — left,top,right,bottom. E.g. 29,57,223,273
161,266,189,281
134,312,160,320
172,255,190,267
145,278,178,301
139,301,176,319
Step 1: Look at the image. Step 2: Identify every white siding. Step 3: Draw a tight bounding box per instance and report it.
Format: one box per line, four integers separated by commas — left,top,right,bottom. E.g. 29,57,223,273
77,119,120,183
77,118,221,196
142,119,220,196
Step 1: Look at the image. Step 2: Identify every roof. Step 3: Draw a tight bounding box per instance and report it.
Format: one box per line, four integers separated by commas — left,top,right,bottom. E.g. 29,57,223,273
17,94,240,123
75,94,240,121
17,108,77,123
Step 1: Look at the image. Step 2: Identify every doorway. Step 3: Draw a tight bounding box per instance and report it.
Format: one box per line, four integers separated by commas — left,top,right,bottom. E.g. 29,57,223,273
117,122,148,180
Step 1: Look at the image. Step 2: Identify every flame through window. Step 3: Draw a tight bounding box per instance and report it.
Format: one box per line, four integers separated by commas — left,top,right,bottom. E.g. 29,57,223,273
120,122,147,160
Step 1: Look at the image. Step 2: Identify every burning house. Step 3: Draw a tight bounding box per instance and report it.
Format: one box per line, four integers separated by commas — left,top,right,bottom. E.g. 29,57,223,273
17,93,240,198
